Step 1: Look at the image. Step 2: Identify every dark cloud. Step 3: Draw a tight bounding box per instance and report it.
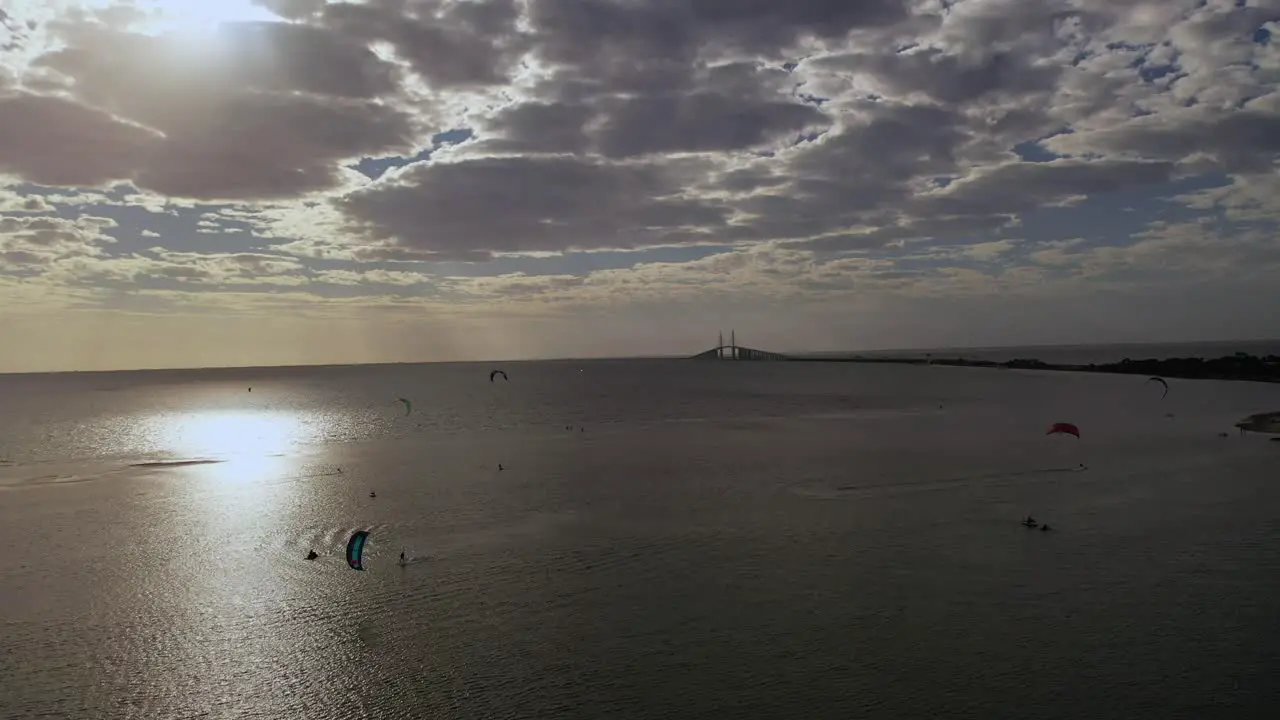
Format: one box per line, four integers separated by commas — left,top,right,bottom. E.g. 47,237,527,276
1045,110,1280,174
0,92,155,187
321,0,529,88
592,91,827,158
918,158,1178,217
132,94,414,200
811,48,1062,106
530,0,910,66
338,155,733,258
790,103,968,182
479,101,595,154
7,17,417,199
478,59,827,157
717,103,971,245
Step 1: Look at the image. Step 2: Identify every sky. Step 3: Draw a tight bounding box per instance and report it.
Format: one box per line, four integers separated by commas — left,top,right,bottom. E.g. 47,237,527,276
1,0,1279,372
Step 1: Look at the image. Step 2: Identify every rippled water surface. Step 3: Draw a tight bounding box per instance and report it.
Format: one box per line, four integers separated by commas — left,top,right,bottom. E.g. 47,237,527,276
2,358,1279,719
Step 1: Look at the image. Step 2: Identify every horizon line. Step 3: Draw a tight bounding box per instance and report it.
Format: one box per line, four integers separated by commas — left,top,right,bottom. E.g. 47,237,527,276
1,336,1277,377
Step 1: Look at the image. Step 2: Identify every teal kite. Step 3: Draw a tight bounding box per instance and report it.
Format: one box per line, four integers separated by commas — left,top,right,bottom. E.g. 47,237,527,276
346,530,370,571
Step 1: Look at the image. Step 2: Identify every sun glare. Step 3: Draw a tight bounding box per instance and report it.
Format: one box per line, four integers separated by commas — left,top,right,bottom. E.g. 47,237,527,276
131,0,284,37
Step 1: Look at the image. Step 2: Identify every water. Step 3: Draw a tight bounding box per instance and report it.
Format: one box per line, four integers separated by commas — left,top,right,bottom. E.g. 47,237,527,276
2,350,1280,719
851,338,1280,365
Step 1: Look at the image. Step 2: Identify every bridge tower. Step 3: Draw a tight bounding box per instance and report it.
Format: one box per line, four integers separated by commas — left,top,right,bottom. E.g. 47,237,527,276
690,329,785,361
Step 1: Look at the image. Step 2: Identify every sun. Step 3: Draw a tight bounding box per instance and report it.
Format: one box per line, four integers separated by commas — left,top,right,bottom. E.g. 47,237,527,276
132,0,285,36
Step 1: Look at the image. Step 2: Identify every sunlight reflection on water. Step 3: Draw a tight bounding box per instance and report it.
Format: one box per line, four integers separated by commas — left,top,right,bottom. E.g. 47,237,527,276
145,410,317,461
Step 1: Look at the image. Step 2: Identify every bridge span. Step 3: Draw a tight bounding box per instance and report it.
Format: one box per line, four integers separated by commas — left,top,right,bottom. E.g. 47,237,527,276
689,331,787,361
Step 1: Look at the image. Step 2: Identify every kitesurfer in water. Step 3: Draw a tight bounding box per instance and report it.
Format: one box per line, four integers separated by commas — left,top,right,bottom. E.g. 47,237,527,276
400,550,406,563
1022,516,1038,528
306,550,318,560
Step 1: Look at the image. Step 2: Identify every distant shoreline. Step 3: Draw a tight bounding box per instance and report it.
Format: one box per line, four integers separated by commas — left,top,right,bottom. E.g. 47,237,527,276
786,353,1280,384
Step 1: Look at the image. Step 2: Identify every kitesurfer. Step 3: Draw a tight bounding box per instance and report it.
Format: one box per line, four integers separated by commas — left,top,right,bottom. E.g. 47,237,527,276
306,550,318,560
400,550,406,563
1022,516,1038,528
498,463,504,471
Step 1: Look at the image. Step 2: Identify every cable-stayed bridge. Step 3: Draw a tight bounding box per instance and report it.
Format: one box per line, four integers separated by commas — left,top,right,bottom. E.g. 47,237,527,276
689,330,787,361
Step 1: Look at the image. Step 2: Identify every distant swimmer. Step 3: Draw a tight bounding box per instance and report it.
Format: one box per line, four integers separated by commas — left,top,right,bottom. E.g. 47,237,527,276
498,464,504,471
306,550,318,560
1041,524,1052,532
400,550,406,563
369,491,377,498
1022,516,1038,528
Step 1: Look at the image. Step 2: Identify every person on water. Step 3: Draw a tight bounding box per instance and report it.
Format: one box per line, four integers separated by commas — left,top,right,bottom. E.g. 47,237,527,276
306,550,318,560
369,491,377,498
400,550,406,563
1041,524,1052,532
1022,515,1038,527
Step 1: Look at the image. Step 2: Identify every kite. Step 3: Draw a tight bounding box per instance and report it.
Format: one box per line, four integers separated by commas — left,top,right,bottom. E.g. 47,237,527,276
1047,422,1080,438
346,530,370,571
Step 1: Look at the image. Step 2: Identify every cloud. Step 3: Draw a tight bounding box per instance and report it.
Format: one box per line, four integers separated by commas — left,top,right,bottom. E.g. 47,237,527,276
4,13,420,199
321,0,530,88
1,0,1279,369
0,91,159,186
0,187,54,213
337,154,736,258
916,158,1178,217
0,214,116,268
